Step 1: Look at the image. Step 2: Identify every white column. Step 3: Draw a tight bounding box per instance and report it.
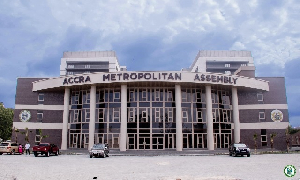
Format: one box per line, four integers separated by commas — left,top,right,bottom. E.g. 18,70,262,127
61,87,70,150
232,87,240,143
175,85,182,151
205,85,214,150
120,84,127,151
89,85,96,150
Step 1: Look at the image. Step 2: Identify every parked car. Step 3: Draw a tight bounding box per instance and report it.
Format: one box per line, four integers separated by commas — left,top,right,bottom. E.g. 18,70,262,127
89,143,109,158
290,144,300,151
32,143,59,157
229,143,251,157
0,142,21,155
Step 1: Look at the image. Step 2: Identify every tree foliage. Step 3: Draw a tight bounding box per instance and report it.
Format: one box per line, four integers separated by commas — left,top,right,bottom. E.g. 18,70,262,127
287,125,300,135
0,103,14,141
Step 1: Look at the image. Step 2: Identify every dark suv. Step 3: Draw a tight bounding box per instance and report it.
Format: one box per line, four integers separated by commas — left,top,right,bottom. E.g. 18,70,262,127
229,143,251,157
89,143,109,158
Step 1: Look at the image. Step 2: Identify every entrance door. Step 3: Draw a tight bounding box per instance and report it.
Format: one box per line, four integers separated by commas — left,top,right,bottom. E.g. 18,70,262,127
139,137,150,149
127,134,137,149
152,137,164,149
70,134,79,148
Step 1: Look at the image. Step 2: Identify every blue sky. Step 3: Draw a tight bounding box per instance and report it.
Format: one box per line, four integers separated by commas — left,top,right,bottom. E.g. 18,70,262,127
0,0,300,127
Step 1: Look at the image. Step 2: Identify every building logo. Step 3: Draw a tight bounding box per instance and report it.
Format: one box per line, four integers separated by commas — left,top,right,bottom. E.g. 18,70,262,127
19,110,31,122
271,109,283,122
284,165,296,177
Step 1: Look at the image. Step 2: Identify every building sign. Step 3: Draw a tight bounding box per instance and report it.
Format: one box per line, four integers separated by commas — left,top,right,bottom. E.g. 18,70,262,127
194,74,238,84
19,110,31,122
271,110,283,122
103,72,182,81
61,72,239,85
63,76,91,85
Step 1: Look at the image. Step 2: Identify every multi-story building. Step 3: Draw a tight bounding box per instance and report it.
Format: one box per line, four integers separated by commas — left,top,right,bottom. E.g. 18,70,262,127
13,50,289,151
60,51,127,76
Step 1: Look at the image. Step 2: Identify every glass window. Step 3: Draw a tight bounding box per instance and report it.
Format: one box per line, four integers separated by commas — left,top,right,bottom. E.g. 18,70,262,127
38,93,44,102
257,93,263,101
37,111,43,122
114,92,120,100
259,112,265,119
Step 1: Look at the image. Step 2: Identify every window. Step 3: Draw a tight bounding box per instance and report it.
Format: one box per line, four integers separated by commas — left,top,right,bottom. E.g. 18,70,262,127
182,109,188,122
83,91,90,104
225,64,230,67
225,71,231,74
261,129,267,146
113,108,120,122
142,90,147,101
167,108,173,122
114,92,120,101
129,90,135,101
257,93,263,101
74,110,80,123
241,64,247,66
166,91,173,101
197,110,203,122
259,111,265,120
154,108,162,122
98,109,105,122
196,90,202,102
67,71,74,75
84,64,90,68
84,109,90,122
67,65,74,68
38,93,44,104
182,90,187,102
37,110,43,122
128,108,135,122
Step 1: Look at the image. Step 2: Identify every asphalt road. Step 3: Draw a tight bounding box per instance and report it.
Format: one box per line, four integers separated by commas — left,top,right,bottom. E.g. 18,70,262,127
0,153,299,180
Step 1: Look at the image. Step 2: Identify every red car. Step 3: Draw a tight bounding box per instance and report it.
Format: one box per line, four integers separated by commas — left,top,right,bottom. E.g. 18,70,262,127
32,143,59,157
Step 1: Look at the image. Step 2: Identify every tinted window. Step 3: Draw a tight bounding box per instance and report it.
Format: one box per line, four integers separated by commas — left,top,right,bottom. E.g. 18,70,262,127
0,143,8,146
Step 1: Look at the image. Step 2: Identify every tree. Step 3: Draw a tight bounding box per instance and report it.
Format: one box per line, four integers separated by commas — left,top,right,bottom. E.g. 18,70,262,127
287,125,300,135
0,103,13,141
20,127,30,142
253,133,258,154
270,133,277,152
38,129,48,143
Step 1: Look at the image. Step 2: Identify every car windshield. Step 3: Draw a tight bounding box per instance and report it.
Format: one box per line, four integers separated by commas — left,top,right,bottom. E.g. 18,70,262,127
235,144,247,147
39,143,48,146
0,143,8,146
93,144,105,149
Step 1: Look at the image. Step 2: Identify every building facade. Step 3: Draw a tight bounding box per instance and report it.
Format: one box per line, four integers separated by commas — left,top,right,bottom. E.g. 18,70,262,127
13,50,289,151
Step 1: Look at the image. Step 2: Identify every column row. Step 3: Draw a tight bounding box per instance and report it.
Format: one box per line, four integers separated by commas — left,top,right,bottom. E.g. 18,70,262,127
61,85,240,151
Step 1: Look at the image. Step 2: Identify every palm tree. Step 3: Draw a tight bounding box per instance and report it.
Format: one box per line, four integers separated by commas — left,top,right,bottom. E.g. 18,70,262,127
38,129,48,143
270,133,277,152
253,133,258,154
13,127,19,143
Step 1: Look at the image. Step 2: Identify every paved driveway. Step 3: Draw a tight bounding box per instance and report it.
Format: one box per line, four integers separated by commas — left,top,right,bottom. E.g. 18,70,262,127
0,153,299,180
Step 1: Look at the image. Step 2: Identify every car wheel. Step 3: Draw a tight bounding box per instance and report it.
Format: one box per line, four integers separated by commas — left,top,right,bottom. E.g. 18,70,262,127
103,153,106,158
34,152,38,157
229,152,232,156
55,150,59,156
0,153,2,155
233,152,237,157
247,154,250,157
90,154,93,158
46,151,50,157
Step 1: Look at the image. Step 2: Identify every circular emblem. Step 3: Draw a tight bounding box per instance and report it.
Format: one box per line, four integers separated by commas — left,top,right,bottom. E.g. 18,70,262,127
271,110,283,122
19,110,31,122
284,165,296,177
